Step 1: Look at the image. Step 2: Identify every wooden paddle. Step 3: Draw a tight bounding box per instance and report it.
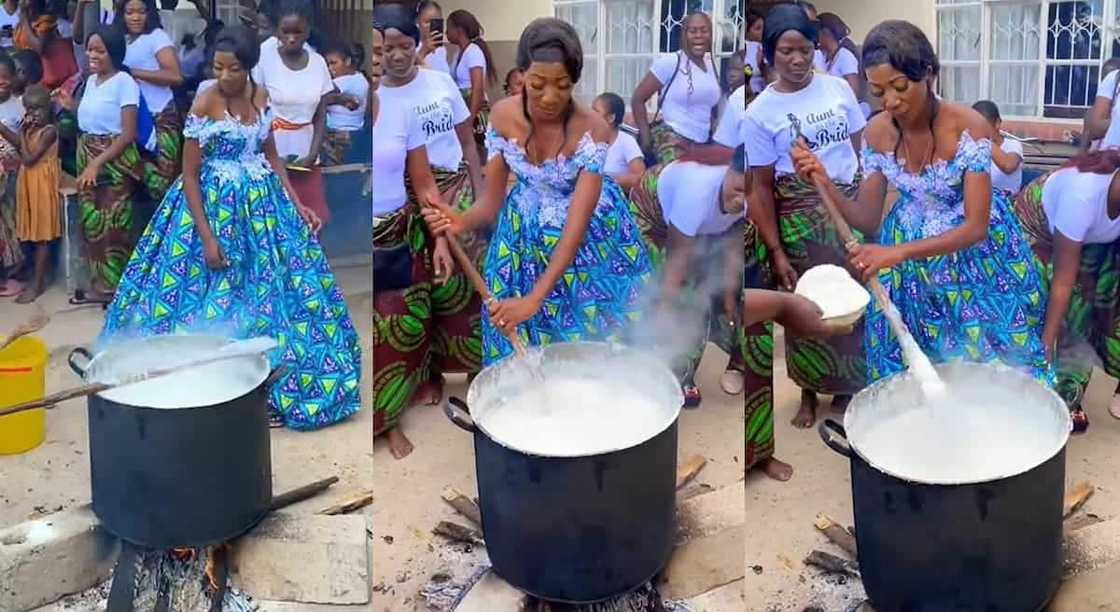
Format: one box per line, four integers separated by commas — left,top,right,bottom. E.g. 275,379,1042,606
0,308,49,353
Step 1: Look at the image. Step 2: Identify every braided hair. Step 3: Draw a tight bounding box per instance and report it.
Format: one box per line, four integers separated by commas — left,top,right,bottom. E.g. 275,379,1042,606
862,20,940,165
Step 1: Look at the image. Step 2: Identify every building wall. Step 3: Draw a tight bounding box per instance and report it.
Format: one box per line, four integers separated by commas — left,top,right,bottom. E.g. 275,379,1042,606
812,0,935,43
440,0,553,102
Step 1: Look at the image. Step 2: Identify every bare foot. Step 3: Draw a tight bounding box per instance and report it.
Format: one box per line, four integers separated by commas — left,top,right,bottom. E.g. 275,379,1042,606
14,284,44,304
413,379,443,406
387,427,414,459
761,457,794,481
791,390,818,428
831,394,852,414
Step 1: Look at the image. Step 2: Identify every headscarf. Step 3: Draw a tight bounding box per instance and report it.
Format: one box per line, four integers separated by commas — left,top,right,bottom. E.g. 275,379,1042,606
372,3,420,44
762,4,818,64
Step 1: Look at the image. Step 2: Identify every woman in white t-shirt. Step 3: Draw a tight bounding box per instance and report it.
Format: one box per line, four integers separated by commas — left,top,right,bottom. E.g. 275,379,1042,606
447,9,493,158
744,10,766,99
744,4,868,427
973,100,1024,196
593,92,645,192
252,0,336,225
817,14,863,106
370,9,460,460
119,0,183,203
415,0,450,75
322,41,369,165
53,25,142,304
1014,151,1120,422
630,145,747,406
632,11,720,164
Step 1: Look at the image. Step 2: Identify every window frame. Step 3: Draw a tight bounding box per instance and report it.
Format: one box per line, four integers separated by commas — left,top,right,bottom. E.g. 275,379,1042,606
935,0,1120,123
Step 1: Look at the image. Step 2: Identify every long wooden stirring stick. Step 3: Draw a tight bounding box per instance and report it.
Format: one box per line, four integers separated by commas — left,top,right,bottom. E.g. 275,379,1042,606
441,236,528,357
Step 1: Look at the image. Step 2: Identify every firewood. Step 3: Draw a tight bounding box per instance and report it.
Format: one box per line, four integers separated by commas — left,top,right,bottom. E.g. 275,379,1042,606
318,491,373,515
441,486,483,526
270,477,339,510
675,455,707,490
433,520,484,545
814,513,858,559
1064,481,1094,518
804,550,860,577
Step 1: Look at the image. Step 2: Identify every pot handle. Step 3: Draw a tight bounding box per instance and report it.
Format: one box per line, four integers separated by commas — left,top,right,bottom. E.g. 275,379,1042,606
264,364,290,388
444,397,477,433
68,347,93,378
818,419,852,458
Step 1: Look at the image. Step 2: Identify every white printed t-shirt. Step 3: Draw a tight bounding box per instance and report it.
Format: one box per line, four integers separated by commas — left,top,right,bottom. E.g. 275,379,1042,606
743,73,866,183
372,103,425,216
378,68,470,171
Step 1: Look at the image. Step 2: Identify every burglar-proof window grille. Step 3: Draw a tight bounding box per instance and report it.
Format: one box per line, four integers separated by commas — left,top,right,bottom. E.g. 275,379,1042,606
554,0,745,106
936,0,1120,120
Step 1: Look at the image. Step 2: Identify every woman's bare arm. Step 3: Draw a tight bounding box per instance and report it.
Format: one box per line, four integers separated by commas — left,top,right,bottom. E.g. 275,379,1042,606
130,47,184,88
631,72,661,150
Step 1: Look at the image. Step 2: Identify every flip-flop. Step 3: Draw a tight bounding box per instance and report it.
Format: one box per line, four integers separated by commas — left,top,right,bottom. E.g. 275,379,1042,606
1109,394,1120,420
719,369,744,395
682,384,702,409
0,280,22,297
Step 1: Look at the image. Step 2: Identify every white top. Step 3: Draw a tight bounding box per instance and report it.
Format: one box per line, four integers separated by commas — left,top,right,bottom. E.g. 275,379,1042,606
326,73,369,132
372,103,425,216
1098,69,1120,150
419,43,451,75
261,36,313,54
657,161,740,236
713,85,746,148
57,18,74,39
743,74,866,183
0,95,23,129
378,68,469,171
453,43,487,90
814,49,827,72
603,130,643,177
823,47,859,78
991,137,1024,194
1042,168,1120,244
252,45,335,159
124,28,175,113
649,52,721,143
0,5,18,48
77,71,140,135
744,41,765,95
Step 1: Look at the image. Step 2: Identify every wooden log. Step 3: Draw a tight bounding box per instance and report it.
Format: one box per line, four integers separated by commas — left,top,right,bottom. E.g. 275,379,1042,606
432,520,484,545
1064,481,1094,518
675,455,707,490
814,513,858,559
441,486,483,526
270,477,339,511
318,491,373,515
804,550,860,578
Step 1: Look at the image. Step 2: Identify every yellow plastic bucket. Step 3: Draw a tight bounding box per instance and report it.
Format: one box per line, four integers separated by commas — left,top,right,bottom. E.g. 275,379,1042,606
0,336,48,454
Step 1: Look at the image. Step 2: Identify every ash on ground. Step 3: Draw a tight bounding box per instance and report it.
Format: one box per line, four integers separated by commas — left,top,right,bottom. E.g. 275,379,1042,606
47,549,259,612
419,540,693,611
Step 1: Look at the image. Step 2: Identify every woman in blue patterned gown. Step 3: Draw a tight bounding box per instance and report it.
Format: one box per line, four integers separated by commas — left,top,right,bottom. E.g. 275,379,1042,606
422,18,652,365
101,25,361,430
791,20,1052,386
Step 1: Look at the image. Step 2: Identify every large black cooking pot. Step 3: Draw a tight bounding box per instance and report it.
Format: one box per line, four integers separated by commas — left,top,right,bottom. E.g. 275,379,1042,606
69,335,274,549
444,342,683,603
818,362,1071,612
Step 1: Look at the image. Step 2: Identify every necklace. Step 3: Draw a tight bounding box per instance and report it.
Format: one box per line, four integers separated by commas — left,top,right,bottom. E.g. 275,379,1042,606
901,129,934,174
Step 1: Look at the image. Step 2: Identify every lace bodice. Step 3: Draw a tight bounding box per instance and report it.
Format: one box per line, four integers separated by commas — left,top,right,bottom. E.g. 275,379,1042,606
486,128,610,228
862,129,992,237
184,110,275,181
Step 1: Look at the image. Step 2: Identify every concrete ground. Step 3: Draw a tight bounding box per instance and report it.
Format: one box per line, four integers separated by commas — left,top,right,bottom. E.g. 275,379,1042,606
0,259,374,537
370,345,746,611
746,327,1120,611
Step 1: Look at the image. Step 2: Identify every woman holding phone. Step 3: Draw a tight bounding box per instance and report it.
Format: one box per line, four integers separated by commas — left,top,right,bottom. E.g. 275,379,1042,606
416,0,450,75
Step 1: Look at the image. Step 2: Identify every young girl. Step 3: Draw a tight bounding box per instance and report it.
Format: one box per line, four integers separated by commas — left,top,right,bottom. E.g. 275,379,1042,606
504,68,523,97
0,54,23,297
10,85,59,303
103,24,361,430
322,40,368,166
593,92,645,192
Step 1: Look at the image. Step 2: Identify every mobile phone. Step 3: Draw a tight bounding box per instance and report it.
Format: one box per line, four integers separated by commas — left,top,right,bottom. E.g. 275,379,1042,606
430,18,444,44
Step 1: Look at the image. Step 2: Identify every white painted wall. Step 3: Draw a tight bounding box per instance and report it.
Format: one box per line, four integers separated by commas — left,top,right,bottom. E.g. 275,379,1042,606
814,0,935,44
440,0,553,41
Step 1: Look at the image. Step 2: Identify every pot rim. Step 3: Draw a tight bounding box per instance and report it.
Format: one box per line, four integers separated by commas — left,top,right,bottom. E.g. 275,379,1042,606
466,342,684,458
80,334,271,409
842,361,1072,486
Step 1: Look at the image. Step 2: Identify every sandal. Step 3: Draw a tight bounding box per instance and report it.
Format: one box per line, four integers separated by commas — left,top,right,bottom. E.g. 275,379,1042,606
682,384,702,409
0,279,22,297
69,289,112,309
1109,394,1120,420
719,369,744,395
268,413,285,429
1072,408,1089,434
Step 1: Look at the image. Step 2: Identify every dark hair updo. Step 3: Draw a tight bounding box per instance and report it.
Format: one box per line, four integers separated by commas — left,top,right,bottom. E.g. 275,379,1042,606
516,17,583,82
213,24,261,71
863,20,941,160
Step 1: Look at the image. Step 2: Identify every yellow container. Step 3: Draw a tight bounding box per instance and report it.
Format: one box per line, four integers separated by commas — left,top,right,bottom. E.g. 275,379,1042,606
0,336,48,454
